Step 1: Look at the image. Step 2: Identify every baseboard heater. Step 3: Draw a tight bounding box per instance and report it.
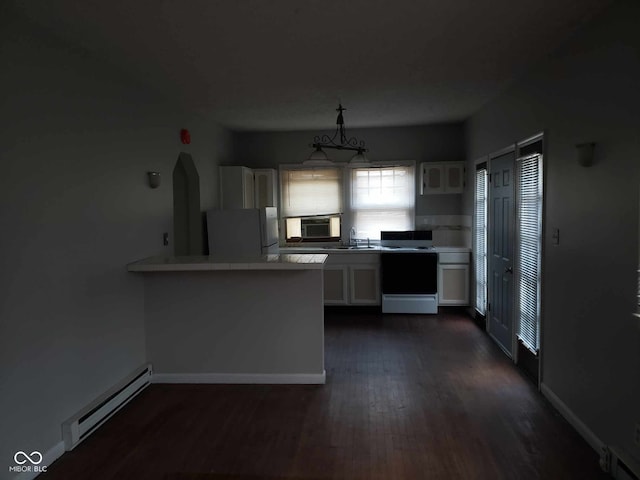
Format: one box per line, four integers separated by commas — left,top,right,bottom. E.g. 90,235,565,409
601,446,640,480
62,363,152,451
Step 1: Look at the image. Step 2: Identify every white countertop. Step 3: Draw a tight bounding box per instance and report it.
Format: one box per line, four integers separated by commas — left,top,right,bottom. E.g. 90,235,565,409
127,253,328,272
280,246,471,253
431,246,471,253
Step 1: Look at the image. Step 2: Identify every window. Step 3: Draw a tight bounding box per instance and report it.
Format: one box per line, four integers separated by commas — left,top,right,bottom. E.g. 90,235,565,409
475,164,488,315
636,267,640,318
515,152,542,353
280,167,343,217
350,165,415,240
280,167,343,241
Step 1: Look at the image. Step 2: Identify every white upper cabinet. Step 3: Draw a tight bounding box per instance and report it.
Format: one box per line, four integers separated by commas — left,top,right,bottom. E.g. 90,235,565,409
420,162,465,195
422,163,446,194
220,166,277,209
253,169,278,208
220,166,254,209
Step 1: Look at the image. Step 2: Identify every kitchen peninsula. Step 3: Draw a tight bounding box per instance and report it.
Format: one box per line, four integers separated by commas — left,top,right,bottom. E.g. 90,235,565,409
128,253,327,384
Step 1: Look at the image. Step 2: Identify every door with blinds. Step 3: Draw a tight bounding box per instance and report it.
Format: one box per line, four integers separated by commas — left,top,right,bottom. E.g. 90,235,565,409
483,136,543,376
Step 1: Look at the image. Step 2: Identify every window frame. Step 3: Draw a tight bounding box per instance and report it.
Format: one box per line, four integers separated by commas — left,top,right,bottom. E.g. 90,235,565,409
474,162,488,316
279,161,416,244
348,161,416,241
515,151,543,354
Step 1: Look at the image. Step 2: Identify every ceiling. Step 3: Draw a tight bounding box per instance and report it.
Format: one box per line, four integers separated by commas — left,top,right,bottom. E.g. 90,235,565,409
8,0,611,131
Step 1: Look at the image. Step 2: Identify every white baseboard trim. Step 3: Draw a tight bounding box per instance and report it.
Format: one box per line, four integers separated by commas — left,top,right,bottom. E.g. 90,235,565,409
152,370,326,385
11,440,65,480
541,382,604,453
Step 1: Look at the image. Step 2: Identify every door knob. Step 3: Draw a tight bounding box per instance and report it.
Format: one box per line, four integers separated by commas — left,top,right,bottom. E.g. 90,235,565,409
505,267,513,274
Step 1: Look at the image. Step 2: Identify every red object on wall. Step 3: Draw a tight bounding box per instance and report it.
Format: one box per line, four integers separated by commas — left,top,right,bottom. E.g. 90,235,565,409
180,129,191,144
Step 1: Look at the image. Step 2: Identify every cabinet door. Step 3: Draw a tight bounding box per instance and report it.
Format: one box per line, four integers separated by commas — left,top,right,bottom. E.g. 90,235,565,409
253,169,277,208
242,167,255,208
444,163,465,194
349,265,380,305
220,166,254,209
421,163,445,194
324,266,348,305
438,264,470,305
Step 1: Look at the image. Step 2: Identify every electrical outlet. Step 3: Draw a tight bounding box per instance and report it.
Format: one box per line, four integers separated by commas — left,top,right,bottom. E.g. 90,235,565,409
635,422,640,447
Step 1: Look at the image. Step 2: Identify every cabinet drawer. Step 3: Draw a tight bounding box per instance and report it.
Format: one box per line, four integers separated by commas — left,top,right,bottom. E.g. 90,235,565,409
438,252,469,264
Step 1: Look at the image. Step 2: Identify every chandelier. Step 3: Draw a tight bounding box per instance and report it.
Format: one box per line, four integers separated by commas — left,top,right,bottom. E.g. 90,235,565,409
306,103,369,165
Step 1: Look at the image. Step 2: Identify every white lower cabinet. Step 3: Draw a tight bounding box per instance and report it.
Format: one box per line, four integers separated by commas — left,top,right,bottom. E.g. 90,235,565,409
319,250,469,307
323,254,380,306
323,266,348,305
349,265,380,305
437,252,470,305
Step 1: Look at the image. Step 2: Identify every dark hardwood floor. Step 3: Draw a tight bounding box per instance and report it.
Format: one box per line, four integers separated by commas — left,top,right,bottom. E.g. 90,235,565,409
44,309,606,479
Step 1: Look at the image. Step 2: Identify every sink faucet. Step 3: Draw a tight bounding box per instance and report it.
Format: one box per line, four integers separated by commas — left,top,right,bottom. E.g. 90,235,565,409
349,227,357,246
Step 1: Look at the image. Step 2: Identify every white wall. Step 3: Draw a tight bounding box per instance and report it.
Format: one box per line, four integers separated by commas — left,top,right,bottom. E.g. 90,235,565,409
464,0,640,457
232,123,466,216
0,10,232,469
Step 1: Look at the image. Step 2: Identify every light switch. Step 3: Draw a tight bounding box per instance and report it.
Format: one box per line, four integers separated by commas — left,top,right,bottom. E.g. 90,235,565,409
552,228,560,246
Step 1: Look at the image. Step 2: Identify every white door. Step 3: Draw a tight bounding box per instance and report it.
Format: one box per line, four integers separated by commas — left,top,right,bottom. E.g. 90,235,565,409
489,151,515,355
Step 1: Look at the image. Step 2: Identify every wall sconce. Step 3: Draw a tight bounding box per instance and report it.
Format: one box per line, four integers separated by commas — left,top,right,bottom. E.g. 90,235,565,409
576,142,596,167
147,171,161,189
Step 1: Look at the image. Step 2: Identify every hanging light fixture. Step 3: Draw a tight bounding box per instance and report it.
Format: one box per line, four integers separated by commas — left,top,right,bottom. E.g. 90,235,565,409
305,103,369,165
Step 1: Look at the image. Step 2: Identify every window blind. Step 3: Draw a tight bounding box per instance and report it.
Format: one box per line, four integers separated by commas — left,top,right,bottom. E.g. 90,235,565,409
350,165,414,240
636,267,640,319
515,154,542,353
475,166,488,315
280,167,343,217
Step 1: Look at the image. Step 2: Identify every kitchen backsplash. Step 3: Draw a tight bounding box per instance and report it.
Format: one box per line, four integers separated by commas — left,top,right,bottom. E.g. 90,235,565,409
415,215,472,248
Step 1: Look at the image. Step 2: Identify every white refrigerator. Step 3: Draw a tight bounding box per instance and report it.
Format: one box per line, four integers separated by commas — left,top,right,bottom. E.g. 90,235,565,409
206,207,279,255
